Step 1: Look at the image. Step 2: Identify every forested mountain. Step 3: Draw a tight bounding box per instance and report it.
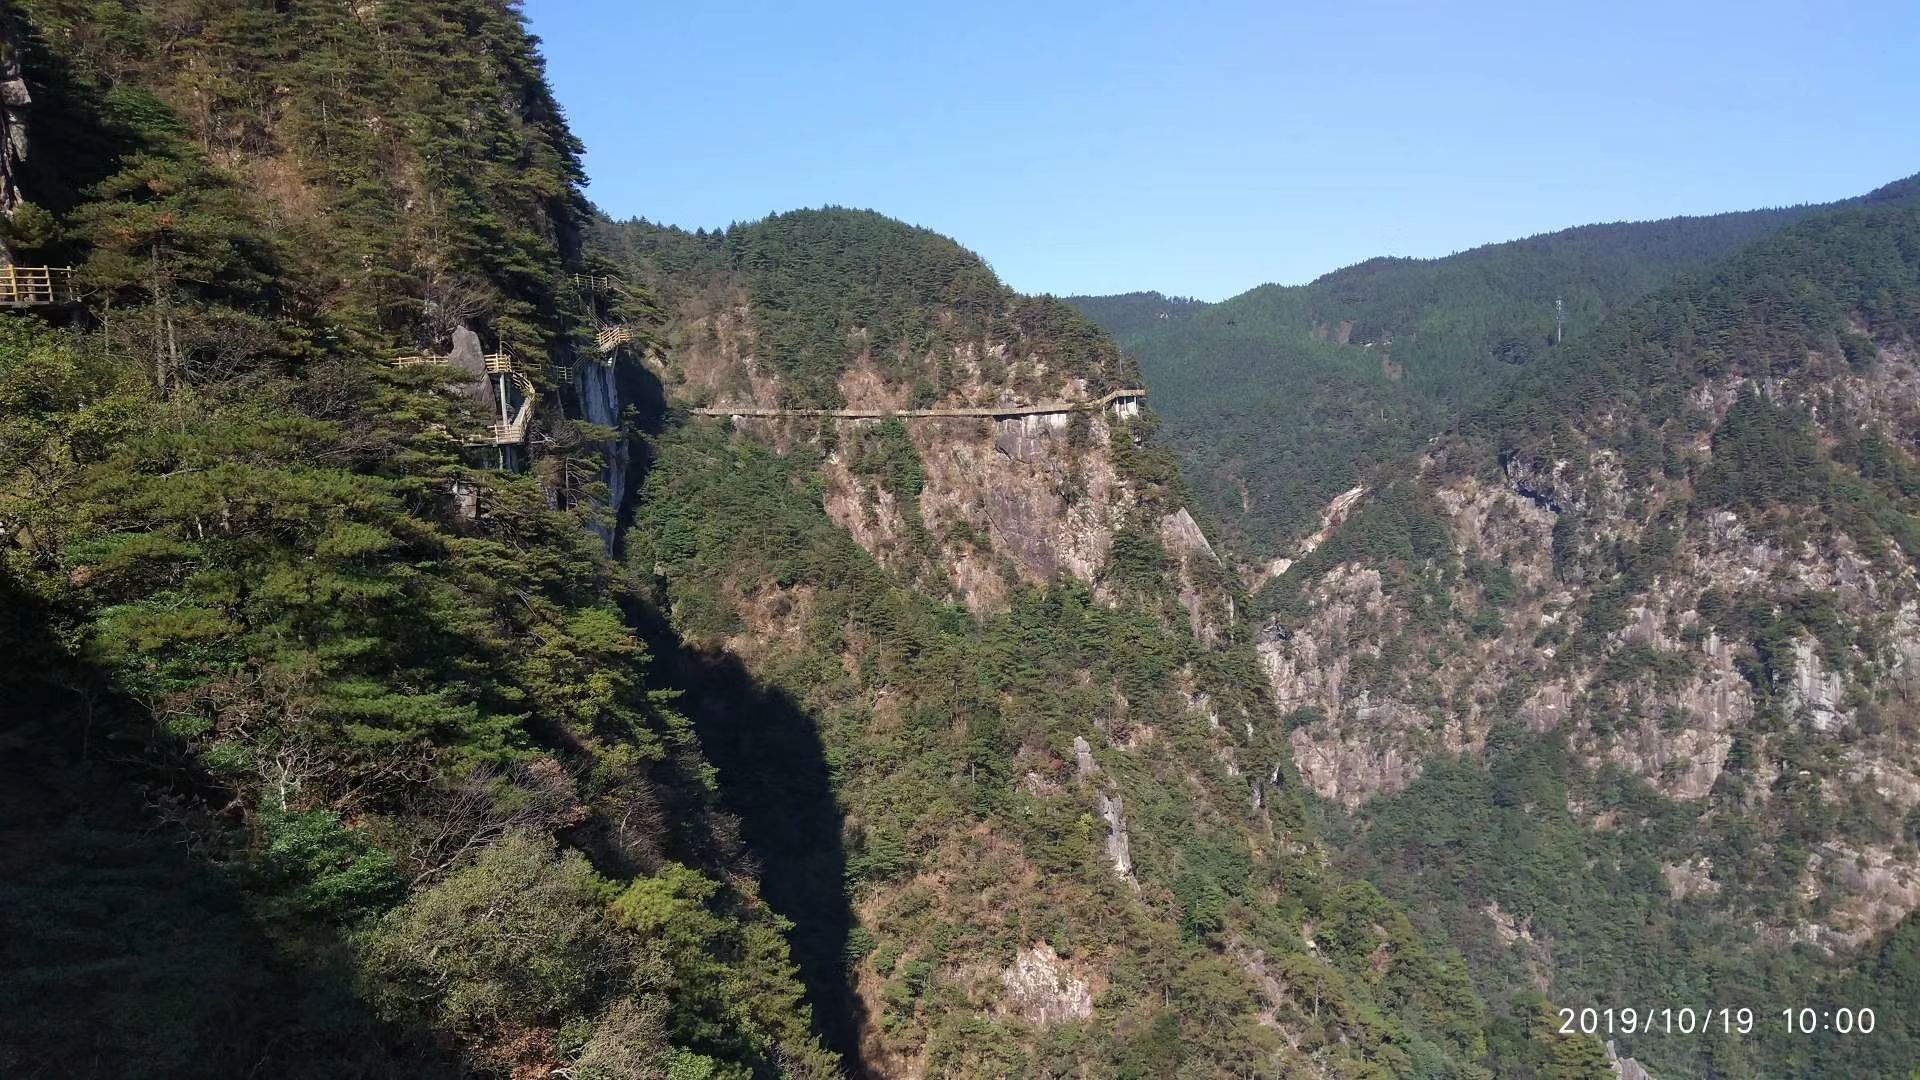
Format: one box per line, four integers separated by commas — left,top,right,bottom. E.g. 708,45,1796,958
1240,180,1920,1077
0,3,1609,1075
1060,291,1212,344
1071,199,1842,561
8,3,1916,1078
0,3,829,1076
590,209,1588,1077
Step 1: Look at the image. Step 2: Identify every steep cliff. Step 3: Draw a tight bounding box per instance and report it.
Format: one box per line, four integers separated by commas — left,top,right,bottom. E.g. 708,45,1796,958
0,19,30,231
599,210,1528,1077
1245,180,1920,1077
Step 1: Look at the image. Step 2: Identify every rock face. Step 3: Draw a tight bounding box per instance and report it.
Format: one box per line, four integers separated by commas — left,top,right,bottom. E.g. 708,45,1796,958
1258,565,1443,806
1158,507,1225,642
449,325,492,410
1606,1041,1653,1080
0,24,32,233
1787,636,1849,733
1071,735,1097,780
1096,791,1133,881
998,943,1093,1027
574,357,629,542
1260,351,1920,944
1247,485,1367,591
660,286,1190,614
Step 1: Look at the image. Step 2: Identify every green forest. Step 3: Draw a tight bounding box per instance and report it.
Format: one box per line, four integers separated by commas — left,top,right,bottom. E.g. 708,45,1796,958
1071,200,1832,559
0,2,831,1075
1263,184,1920,1078
6,2,1920,1078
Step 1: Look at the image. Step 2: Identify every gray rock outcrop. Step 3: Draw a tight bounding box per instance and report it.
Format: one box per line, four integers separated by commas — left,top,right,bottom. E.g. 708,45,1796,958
450,325,493,411
1,23,33,240
1096,791,1133,882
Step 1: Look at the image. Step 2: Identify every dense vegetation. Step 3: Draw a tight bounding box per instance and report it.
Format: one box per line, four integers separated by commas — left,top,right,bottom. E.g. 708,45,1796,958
1263,183,1920,1079
0,2,833,1075
596,209,1133,410
1471,175,1920,447
11,3,1915,1077
627,419,1516,1077
1343,738,1920,1080
582,206,1646,1076
0,3,1605,1073
1071,200,1833,558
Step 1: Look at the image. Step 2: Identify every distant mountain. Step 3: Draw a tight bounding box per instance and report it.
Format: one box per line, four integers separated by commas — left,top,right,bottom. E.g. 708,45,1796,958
1073,198,1852,561
1058,290,1212,343
1253,180,1920,1078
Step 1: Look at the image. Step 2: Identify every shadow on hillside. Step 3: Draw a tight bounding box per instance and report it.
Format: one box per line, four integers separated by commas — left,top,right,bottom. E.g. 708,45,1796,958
0,572,457,1080
624,600,873,1077
611,359,870,1074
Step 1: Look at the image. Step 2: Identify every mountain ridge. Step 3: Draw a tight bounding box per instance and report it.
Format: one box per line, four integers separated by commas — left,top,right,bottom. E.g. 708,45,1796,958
1246,179,1920,1077
1068,185,1919,561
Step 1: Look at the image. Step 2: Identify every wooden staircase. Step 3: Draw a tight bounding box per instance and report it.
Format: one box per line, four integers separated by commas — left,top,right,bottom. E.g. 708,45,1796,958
474,368,537,446
595,324,634,353
390,349,538,446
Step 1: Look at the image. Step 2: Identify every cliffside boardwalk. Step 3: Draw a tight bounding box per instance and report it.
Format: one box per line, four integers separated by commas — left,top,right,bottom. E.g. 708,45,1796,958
392,348,538,446
692,387,1147,420
596,324,634,353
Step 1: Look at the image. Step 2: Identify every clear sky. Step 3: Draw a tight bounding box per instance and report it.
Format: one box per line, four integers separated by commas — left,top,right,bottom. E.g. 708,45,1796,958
523,0,1919,302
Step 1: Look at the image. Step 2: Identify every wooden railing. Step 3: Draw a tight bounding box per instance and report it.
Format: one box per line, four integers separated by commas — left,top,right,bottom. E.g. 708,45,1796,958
0,266,72,307
391,350,514,372
596,325,634,353
470,371,537,445
388,349,537,446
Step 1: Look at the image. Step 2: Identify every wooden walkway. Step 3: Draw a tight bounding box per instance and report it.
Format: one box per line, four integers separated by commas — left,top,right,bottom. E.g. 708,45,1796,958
391,350,538,446
596,325,634,353
691,388,1146,420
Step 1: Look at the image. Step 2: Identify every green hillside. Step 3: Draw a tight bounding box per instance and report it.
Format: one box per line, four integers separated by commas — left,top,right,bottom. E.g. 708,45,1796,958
593,208,1575,1077
1254,183,1920,1078
1071,199,1833,560
8,3,1917,1078
0,2,831,1075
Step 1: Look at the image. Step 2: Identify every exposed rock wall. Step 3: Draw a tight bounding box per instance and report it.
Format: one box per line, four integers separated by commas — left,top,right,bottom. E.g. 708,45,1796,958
1259,352,1920,939
0,22,31,242
574,357,630,542
677,311,1152,611
998,943,1093,1026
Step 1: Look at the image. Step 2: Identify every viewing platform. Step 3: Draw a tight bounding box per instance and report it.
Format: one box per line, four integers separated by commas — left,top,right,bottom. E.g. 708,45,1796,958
0,266,72,307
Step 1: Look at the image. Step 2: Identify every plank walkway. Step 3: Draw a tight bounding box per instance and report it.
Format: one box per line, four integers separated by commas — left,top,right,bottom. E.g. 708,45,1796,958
691,387,1146,420
390,350,537,445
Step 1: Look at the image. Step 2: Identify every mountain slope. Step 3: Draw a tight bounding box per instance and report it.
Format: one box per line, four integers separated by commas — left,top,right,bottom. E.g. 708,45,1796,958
594,210,1601,1077
1253,180,1920,1078
0,3,831,1076
1071,199,1838,561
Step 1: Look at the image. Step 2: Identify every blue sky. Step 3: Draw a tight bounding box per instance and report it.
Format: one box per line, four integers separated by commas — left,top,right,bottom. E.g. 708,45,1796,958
523,0,1919,302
